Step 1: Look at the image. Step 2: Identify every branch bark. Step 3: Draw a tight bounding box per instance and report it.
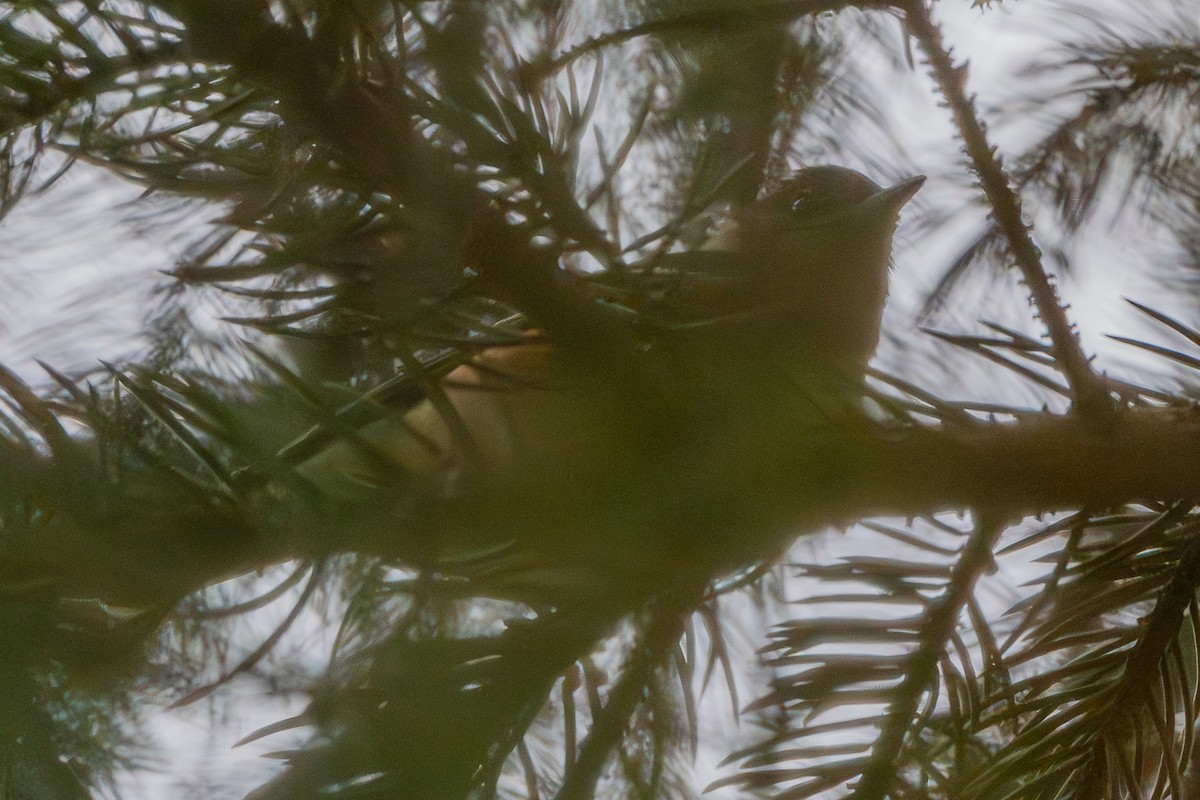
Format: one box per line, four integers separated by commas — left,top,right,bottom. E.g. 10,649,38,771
904,0,1112,416
8,396,1198,615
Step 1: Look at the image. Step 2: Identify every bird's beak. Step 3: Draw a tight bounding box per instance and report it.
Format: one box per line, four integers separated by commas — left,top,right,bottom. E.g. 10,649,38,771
866,175,926,216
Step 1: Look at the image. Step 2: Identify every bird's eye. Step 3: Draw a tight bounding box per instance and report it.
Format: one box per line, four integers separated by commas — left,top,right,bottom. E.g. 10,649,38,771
790,190,816,214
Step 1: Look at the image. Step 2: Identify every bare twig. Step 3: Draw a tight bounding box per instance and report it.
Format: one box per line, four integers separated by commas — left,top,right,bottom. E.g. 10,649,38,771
903,1,1112,417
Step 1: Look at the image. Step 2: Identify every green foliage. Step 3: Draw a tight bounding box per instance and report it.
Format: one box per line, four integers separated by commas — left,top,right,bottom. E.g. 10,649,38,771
0,2,1199,800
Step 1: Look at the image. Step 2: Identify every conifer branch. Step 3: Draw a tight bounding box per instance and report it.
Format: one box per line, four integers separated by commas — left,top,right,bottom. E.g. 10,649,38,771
903,0,1112,416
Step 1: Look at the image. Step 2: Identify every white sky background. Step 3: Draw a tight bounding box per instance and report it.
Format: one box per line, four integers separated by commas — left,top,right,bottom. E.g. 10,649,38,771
0,164,161,374
1,1,1198,797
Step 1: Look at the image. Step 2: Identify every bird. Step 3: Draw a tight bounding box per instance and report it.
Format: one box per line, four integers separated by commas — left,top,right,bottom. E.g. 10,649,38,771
593,166,926,372
285,167,921,594
293,165,924,490
245,169,925,797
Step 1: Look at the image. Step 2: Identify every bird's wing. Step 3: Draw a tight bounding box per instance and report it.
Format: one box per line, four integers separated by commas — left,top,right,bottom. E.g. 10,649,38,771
291,338,566,497
577,250,749,325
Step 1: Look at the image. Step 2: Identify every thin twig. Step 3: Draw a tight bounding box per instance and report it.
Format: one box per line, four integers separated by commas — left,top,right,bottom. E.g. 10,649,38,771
554,595,694,800
903,0,1112,416
171,562,322,708
851,515,1003,800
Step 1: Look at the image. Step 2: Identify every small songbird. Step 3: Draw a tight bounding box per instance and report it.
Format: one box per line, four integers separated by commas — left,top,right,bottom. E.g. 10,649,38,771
597,165,926,373
249,167,925,800
295,165,925,498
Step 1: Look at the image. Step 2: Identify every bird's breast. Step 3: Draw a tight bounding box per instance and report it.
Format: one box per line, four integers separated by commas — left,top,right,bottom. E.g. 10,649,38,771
740,230,893,365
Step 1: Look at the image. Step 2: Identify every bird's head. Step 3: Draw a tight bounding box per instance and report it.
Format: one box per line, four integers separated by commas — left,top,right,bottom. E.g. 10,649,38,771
740,165,926,239
590,165,925,373
708,165,925,369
